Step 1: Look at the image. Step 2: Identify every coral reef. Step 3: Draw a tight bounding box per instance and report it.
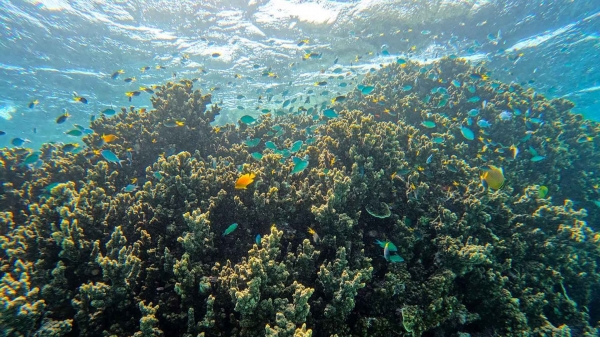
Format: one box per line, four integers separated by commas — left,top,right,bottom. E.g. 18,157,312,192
1,58,599,337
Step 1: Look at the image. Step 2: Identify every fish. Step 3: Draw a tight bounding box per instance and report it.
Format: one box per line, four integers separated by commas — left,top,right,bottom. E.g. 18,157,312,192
125,91,141,101
101,150,122,167
314,81,327,86
421,121,436,128
303,52,322,60
510,145,519,160
383,242,390,261
235,173,256,189
139,86,154,94
28,99,39,109
123,184,138,192
164,120,185,127
576,135,593,143
140,66,150,72
102,134,118,143
290,140,303,153
323,108,338,118
73,95,88,104
111,69,124,79
212,52,221,58
255,234,262,245
62,143,79,152
528,146,539,157
477,119,492,128
290,157,309,174
251,152,263,161
0,131,5,136
308,227,320,243
56,111,70,124
265,141,277,150
499,111,512,120
460,126,475,140
124,77,136,83
480,165,505,191
383,242,404,263
331,95,346,104
23,151,41,165
239,115,257,124
538,186,549,198
426,154,434,164
432,137,444,144
153,171,163,180
470,73,489,80
361,86,375,95
102,108,116,116
296,39,308,47
402,85,413,91
388,255,405,263
531,155,546,162
375,240,398,251
244,138,261,147
66,129,83,137
222,223,238,236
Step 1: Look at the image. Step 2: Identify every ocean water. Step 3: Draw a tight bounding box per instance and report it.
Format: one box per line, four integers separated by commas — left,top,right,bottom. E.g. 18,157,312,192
1,0,600,148
1,1,600,337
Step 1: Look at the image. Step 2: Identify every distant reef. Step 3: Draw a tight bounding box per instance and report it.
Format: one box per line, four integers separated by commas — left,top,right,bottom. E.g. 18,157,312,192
1,58,599,337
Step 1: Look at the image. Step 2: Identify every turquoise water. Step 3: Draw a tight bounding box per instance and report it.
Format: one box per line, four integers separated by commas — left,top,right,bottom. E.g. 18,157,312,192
1,2,600,337
1,0,599,148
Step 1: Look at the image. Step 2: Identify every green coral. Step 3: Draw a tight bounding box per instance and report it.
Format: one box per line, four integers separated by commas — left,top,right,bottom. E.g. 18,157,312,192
0,59,599,337
0,259,46,336
317,246,373,334
219,226,314,336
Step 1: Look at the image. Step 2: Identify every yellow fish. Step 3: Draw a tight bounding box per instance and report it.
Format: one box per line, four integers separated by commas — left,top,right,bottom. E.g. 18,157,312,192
308,227,320,244
510,145,519,160
480,165,505,190
102,134,118,143
235,173,256,190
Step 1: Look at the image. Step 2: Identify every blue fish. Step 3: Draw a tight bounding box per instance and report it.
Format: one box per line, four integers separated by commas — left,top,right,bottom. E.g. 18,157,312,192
125,151,133,164
323,108,338,118
23,151,41,165
255,234,261,245
11,137,29,147
360,86,375,95
101,150,122,166
477,119,492,128
265,141,278,150
499,111,512,120
291,156,309,174
102,108,116,116
460,126,475,141
290,140,303,153
123,184,138,192
245,138,261,147
223,223,238,236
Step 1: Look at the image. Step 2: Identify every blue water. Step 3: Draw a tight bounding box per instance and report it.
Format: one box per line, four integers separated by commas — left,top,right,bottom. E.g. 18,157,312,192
0,0,599,149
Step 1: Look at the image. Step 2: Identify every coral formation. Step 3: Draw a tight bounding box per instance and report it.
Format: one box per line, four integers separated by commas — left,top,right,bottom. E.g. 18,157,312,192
1,58,599,337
